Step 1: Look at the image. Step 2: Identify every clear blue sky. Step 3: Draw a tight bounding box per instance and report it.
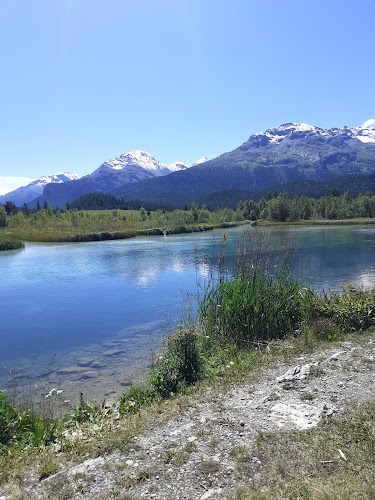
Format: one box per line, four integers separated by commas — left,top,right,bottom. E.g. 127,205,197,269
1,0,374,193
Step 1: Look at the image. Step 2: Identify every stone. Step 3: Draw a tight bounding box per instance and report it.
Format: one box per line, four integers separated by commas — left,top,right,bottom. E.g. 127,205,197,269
79,371,99,380
102,349,124,357
76,358,96,367
269,402,321,430
201,488,223,499
276,363,315,383
57,366,87,375
324,351,346,363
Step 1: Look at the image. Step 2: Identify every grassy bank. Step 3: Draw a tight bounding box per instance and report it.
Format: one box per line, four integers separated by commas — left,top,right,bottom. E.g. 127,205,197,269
0,206,250,245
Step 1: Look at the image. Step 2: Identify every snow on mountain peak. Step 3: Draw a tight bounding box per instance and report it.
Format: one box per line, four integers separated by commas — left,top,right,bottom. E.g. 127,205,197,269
192,156,208,166
97,150,204,175
249,122,375,146
0,172,81,205
31,172,80,188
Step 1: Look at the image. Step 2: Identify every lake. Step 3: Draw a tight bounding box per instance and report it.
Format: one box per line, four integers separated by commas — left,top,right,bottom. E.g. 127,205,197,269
1,224,375,404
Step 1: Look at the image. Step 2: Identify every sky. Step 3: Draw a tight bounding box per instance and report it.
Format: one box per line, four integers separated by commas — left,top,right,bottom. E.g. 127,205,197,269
0,0,374,194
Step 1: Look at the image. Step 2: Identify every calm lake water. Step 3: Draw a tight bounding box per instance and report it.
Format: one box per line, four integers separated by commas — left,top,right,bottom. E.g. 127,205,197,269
1,224,375,403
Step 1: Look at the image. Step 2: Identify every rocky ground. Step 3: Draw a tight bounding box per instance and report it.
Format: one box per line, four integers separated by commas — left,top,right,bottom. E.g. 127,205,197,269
2,336,375,500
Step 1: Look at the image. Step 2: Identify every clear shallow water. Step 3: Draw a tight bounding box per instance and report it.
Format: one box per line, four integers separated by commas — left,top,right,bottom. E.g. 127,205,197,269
1,224,375,402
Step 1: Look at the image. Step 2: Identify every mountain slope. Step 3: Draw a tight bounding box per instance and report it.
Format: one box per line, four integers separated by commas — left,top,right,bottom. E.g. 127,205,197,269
198,173,375,210
35,151,199,208
113,123,375,207
0,173,80,206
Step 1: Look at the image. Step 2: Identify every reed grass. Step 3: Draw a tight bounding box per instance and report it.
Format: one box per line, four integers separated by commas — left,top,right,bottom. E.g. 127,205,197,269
198,231,314,347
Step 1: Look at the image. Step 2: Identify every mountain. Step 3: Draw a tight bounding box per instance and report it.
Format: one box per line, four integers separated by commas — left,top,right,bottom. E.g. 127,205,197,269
199,173,375,210
0,173,80,207
35,151,200,208
113,123,375,208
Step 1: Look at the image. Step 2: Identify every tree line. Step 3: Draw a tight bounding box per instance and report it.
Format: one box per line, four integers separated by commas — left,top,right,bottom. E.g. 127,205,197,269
240,190,375,222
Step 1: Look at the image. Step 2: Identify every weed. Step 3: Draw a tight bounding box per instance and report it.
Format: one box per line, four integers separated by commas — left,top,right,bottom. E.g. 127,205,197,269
310,366,325,378
184,441,198,453
300,392,315,401
282,381,295,390
161,448,186,465
198,459,220,474
39,460,59,480
136,469,151,482
209,437,220,449
267,391,280,401
315,284,375,332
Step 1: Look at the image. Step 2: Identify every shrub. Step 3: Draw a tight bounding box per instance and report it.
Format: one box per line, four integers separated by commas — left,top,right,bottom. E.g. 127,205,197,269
315,284,375,331
149,327,202,398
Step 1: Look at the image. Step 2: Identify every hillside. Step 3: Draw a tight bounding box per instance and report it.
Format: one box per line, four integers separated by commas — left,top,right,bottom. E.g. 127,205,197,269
199,173,375,210
114,123,375,207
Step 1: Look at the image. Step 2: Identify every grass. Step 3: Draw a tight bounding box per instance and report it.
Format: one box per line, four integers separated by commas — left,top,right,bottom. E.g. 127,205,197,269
230,402,375,500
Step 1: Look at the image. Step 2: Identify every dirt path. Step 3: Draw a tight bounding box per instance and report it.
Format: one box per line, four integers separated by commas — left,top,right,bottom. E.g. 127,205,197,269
8,336,375,500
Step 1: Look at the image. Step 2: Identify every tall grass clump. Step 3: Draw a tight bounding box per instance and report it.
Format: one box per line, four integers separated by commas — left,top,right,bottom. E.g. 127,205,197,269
0,391,57,450
198,230,314,347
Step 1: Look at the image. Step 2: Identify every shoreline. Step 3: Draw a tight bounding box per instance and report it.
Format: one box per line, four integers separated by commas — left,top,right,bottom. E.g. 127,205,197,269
0,220,252,249
3,216,375,250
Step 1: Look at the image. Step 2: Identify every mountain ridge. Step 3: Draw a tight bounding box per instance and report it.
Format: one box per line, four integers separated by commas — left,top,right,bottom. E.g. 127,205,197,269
113,122,375,207
31,151,207,208
0,173,80,206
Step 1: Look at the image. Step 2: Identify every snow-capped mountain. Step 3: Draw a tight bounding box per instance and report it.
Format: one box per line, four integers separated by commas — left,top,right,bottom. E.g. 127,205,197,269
87,150,194,192
0,172,80,206
33,151,206,208
91,150,189,181
250,122,375,146
113,122,375,207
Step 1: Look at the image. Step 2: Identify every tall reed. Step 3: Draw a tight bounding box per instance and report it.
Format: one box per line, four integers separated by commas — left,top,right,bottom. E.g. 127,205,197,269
198,230,313,347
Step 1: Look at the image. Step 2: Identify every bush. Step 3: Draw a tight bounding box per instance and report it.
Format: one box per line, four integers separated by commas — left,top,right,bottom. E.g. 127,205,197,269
149,328,202,398
314,284,375,331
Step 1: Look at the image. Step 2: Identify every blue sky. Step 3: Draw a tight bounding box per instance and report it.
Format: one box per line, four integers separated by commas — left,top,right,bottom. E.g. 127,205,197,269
1,0,374,194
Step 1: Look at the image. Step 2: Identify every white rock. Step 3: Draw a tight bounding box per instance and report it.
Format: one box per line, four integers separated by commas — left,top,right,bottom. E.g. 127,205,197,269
201,488,223,499
269,402,321,430
276,363,315,383
324,351,346,363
